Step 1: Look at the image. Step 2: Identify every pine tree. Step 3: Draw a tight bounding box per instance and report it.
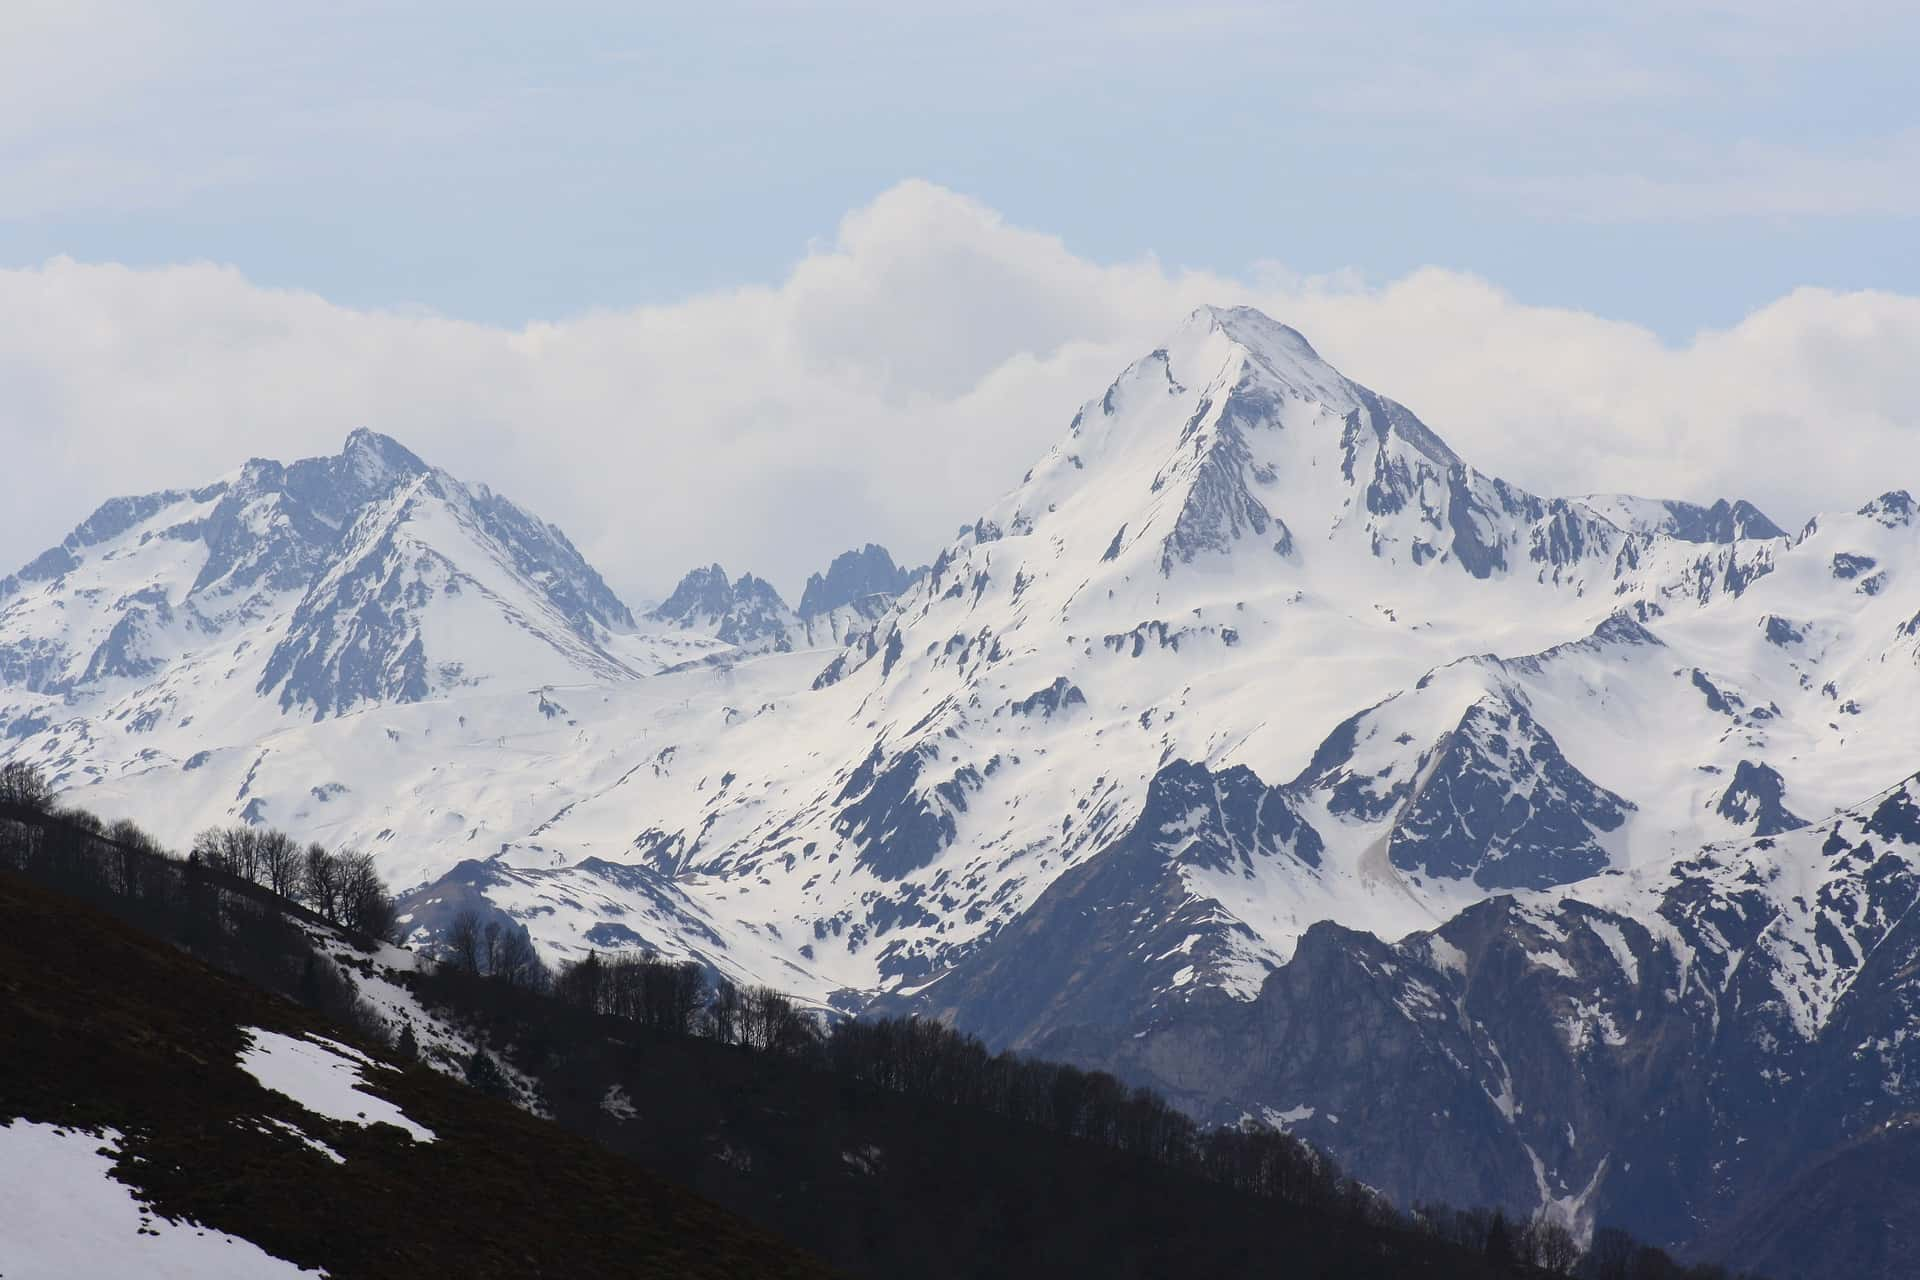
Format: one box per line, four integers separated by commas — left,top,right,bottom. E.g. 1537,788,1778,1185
395,1021,420,1063
464,1047,512,1100
1484,1209,1514,1268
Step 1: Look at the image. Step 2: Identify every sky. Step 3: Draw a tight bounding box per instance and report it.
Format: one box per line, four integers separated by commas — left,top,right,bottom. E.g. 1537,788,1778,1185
2,1,1918,603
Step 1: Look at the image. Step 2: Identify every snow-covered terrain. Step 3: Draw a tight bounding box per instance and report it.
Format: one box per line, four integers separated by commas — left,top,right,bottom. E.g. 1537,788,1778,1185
4,305,1916,1024
0,1121,320,1278
238,1028,436,1143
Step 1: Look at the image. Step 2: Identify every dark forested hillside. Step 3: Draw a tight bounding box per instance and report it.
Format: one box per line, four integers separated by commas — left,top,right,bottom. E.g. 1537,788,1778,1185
0,870,833,1278
0,780,1761,1279
0,866,1519,1280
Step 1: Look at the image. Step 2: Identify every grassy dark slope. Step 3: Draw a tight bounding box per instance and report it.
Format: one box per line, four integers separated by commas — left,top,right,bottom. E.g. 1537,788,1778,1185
0,858,1541,1280
0,802,1551,1279
413,969,1545,1280
0,870,835,1280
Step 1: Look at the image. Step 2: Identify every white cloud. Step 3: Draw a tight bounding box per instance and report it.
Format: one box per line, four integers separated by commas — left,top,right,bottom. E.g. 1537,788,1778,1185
2,181,1918,606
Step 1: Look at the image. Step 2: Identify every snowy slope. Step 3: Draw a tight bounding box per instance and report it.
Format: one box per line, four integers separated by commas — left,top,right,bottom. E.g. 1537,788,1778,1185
0,429,731,849
0,1121,319,1279
424,305,1832,1001
5,307,1916,1028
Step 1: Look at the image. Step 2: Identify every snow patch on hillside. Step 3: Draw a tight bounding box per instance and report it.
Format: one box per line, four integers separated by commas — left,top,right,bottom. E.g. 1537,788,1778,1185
238,1028,436,1142
0,1120,321,1278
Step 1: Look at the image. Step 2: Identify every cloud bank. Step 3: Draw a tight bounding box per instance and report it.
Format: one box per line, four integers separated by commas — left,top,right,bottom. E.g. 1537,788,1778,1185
3,180,1917,603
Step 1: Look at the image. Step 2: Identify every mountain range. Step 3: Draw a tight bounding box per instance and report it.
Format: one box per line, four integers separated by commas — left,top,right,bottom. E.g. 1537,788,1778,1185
5,303,1918,1267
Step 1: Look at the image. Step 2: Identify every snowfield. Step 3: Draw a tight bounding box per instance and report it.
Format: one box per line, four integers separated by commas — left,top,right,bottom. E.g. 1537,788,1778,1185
237,1028,436,1143
0,1120,322,1278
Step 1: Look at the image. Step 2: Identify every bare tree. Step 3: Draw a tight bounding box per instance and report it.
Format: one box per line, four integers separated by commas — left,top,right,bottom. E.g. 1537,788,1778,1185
104,817,163,897
1583,1227,1636,1280
104,817,160,853
57,806,105,835
446,910,484,974
335,849,393,936
1529,1215,1579,1275
191,827,224,865
705,978,742,1045
741,986,818,1057
0,761,54,812
258,829,302,899
500,928,546,989
218,826,263,883
303,844,342,920
602,953,645,1020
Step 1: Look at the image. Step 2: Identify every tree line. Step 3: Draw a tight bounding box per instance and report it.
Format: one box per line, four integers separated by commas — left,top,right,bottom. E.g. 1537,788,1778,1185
188,823,397,939
0,760,395,1041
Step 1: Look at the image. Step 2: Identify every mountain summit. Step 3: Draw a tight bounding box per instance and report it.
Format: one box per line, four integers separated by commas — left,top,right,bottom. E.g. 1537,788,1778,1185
0,431,741,866
1,429,650,722
797,544,921,619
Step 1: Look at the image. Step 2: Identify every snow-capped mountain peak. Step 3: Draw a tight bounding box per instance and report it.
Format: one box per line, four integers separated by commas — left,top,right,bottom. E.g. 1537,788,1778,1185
255,456,644,718
5,306,1912,1026
338,426,429,492
0,430,725,847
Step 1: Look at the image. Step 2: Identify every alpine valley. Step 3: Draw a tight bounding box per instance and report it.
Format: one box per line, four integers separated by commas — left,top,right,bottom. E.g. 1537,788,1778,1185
7,305,1920,1270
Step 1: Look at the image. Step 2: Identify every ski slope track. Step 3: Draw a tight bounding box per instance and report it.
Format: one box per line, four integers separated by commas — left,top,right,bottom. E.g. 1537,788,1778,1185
7,305,1920,1250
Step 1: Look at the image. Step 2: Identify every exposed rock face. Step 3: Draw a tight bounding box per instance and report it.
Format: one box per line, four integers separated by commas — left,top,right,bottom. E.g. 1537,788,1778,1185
649,545,922,654
922,778,1920,1256
1714,759,1807,836
832,742,982,885
1293,688,1633,891
648,564,737,627
876,758,1324,1046
395,855,728,969
1009,677,1085,718
1831,551,1878,580
1387,695,1631,889
1859,490,1915,528
1691,1121,1920,1280
1578,494,1788,544
797,544,921,618
647,565,801,651
259,469,640,718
